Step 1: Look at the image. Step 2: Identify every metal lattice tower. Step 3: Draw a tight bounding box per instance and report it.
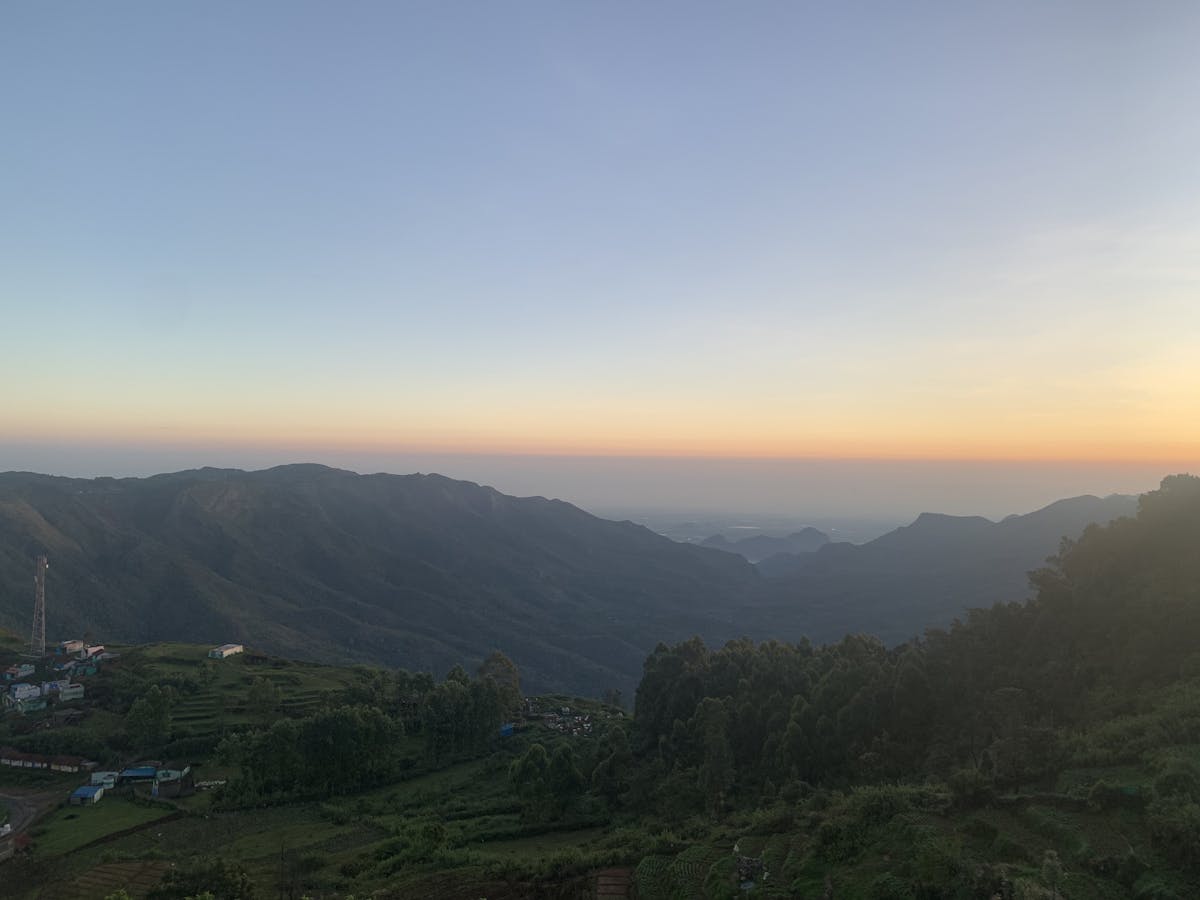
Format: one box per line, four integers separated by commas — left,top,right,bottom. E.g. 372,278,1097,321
30,555,47,657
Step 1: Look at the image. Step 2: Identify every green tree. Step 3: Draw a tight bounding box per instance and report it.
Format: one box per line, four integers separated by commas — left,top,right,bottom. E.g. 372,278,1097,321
127,684,172,747
592,727,633,807
422,678,470,765
477,650,522,714
510,743,552,821
693,697,734,816
247,676,281,722
547,745,585,817
148,859,255,899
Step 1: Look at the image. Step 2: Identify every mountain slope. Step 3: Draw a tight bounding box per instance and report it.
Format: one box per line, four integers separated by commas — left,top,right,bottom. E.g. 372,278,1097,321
0,465,758,697
752,492,1139,643
0,466,1142,697
699,526,829,561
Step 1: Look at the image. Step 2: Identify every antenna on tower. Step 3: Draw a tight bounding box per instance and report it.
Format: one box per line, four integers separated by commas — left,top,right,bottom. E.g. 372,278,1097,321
31,555,47,657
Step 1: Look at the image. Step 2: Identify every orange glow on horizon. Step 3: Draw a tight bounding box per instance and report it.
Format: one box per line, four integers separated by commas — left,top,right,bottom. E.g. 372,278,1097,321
7,423,1199,466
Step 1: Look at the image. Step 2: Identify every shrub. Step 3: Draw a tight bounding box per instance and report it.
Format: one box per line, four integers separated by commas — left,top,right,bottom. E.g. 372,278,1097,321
869,873,916,899
1147,798,1200,870
990,834,1032,863
1087,779,1130,810
959,816,998,843
948,767,995,809
1154,759,1200,803
1132,872,1183,900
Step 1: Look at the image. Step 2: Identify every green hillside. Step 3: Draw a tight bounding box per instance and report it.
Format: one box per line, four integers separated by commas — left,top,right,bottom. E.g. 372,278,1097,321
2,475,1198,899
0,466,1134,702
0,465,757,698
0,639,626,899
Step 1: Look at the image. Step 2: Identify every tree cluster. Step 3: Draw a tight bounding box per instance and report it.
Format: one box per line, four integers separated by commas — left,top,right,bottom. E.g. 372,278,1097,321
220,650,523,802
509,742,586,821
219,705,399,800
628,475,1200,814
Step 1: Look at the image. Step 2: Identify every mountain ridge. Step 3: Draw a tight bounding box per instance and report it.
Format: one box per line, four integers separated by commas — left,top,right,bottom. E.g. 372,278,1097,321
0,465,1141,697
753,491,1139,643
0,465,762,698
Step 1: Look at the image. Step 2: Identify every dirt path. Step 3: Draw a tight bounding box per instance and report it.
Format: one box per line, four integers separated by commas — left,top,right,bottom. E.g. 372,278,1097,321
0,787,62,834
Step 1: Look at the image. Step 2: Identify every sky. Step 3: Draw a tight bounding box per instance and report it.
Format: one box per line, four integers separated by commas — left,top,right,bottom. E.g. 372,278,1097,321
2,2,1198,516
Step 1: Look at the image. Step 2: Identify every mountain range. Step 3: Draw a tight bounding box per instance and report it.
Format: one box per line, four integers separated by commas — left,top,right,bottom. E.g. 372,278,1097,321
0,465,758,697
753,493,1139,643
699,527,830,562
0,465,1138,696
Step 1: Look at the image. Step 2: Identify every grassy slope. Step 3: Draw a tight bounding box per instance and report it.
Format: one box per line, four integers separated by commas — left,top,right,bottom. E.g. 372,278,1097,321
132,642,362,733
5,644,1200,899
2,642,621,899
31,797,173,857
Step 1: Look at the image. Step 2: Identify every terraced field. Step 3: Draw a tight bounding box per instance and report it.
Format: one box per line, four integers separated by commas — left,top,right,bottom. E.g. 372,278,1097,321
133,642,361,735
56,861,170,900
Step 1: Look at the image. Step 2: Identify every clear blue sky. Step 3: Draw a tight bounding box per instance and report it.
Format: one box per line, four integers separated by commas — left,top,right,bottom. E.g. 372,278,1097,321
2,2,1198,513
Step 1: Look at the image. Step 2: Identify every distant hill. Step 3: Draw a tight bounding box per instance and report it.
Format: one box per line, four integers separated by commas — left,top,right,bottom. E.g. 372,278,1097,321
752,493,1139,643
0,465,758,698
0,466,1141,698
698,527,829,562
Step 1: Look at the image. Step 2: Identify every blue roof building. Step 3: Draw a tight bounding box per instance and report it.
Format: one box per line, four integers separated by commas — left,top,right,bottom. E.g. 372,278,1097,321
70,785,104,805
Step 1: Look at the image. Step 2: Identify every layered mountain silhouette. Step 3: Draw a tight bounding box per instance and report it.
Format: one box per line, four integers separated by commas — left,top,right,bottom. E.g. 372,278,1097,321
754,493,1139,643
0,465,1138,696
699,527,829,562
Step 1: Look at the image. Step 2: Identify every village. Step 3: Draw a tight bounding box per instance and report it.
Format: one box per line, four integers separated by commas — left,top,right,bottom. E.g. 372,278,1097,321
523,695,605,737
2,638,106,716
0,556,621,882
0,634,245,861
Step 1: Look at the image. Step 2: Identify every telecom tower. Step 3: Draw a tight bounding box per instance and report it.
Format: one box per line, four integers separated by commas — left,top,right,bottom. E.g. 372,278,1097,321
30,555,47,657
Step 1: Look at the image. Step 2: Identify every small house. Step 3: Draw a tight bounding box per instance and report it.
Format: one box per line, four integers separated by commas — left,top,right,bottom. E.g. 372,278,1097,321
3,663,35,681
208,643,244,659
91,771,119,788
49,755,86,773
70,785,104,806
10,683,40,701
78,645,104,661
56,639,85,655
120,766,157,783
59,683,85,702
7,751,44,769
153,765,195,799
